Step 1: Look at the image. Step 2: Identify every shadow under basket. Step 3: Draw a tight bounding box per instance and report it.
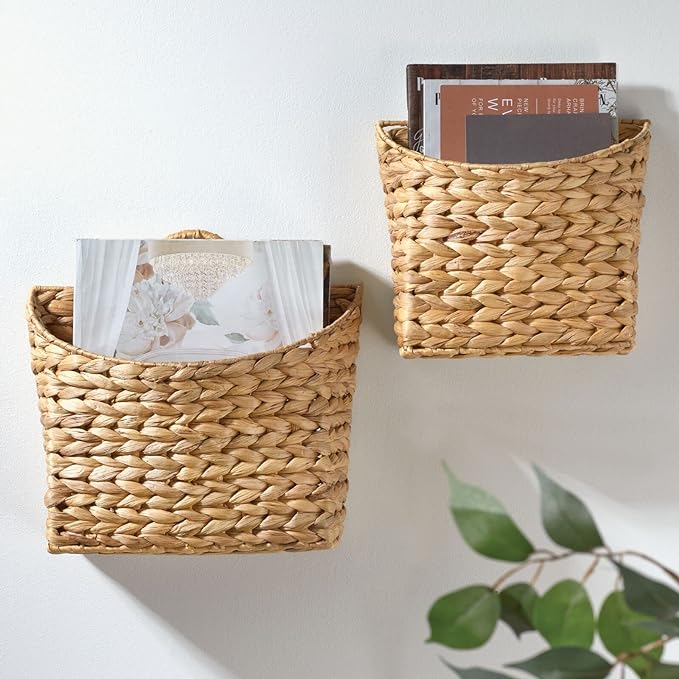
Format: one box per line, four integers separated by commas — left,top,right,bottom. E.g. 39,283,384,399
376,119,651,358
27,281,363,554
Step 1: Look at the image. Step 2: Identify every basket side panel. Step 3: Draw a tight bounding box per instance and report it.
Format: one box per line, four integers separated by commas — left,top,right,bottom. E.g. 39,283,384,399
27,286,362,554
376,121,650,357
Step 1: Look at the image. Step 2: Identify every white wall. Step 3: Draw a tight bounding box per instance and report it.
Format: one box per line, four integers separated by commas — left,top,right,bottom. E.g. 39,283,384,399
2,1,678,677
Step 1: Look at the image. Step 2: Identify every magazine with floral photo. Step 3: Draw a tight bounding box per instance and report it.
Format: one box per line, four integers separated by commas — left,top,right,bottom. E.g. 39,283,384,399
73,238,325,361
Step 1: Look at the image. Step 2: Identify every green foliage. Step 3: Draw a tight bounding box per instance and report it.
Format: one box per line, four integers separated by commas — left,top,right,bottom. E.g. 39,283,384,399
508,648,611,679
432,464,679,678
634,619,679,638
534,466,603,552
649,664,679,679
618,564,679,619
428,586,500,649
441,660,513,679
533,580,594,648
499,583,537,638
444,464,534,562
598,591,662,676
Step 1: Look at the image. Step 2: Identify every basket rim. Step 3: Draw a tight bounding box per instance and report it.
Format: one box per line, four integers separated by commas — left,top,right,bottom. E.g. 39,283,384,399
27,283,363,369
376,118,651,170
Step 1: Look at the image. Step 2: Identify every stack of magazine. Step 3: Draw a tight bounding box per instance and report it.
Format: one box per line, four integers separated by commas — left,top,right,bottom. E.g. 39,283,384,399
74,238,330,362
407,63,618,163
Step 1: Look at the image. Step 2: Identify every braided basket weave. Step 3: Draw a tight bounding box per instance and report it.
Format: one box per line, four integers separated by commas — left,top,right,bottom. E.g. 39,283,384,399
376,119,651,358
27,230,362,554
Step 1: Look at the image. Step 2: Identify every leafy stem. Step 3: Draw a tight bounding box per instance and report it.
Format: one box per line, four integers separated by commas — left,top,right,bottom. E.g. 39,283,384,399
530,561,545,587
613,636,669,666
434,465,679,677
492,551,574,590
610,549,679,587
581,556,600,584
492,548,679,592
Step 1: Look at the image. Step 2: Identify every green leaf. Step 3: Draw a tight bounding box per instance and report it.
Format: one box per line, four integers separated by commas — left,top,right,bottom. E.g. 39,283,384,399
534,466,604,552
428,586,501,649
633,618,679,638
533,580,595,648
499,583,538,638
649,664,679,679
508,647,611,679
444,463,534,562
618,564,679,619
441,659,514,679
191,300,219,325
599,591,662,677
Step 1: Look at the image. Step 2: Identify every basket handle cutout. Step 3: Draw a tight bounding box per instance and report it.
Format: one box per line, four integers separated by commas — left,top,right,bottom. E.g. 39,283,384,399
166,229,223,240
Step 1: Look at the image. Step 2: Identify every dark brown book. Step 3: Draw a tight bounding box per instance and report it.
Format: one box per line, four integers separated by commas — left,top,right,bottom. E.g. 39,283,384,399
465,113,614,164
406,63,616,151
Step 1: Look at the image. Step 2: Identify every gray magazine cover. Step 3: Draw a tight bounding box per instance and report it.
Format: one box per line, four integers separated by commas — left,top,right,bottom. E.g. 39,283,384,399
465,113,614,164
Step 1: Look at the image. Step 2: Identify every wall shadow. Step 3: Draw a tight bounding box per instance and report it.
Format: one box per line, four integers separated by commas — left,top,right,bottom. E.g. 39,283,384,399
620,86,679,356
87,262,418,679
88,547,378,679
332,259,396,349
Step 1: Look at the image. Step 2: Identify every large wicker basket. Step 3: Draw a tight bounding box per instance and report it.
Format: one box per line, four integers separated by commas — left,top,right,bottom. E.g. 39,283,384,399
376,119,651,358
27,230,362,554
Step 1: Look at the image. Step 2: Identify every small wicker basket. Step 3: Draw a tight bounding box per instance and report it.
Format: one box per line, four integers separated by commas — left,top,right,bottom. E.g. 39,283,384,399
376,119,651,358
27,230,362,554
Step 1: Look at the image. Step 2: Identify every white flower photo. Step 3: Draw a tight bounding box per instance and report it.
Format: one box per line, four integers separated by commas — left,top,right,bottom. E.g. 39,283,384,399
74,238,325,362
117,277,196,356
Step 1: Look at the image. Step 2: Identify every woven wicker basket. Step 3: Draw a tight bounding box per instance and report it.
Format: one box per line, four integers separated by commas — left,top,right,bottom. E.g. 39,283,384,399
376,119,651,358
27,230,362,554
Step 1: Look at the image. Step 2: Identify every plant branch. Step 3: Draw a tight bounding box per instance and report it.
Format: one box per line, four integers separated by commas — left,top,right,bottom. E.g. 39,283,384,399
491,562,533,590
491,547,679,593
610,550,679,587
530,561,545,587
492,550,574,590
580,556,600,584
615,637,670,665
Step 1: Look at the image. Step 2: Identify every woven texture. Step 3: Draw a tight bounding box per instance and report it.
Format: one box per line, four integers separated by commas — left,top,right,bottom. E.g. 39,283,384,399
376,119,650,358
27,230,362,554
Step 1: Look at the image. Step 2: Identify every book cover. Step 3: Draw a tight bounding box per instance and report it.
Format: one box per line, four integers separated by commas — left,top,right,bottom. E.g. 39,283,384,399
406,63,616,152
465,113,615,164
439,83,600,162
74,238,325,361
423,78,617,158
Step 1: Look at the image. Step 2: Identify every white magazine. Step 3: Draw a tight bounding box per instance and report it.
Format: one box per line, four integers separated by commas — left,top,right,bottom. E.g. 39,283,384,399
74,239,324,361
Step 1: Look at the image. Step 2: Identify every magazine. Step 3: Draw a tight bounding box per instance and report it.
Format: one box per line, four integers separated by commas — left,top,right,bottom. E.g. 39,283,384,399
423,78,617,159
74,238,325,361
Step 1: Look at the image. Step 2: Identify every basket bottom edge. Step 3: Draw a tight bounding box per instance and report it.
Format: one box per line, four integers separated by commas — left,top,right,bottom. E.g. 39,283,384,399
398,342,635,358
46,538,343,556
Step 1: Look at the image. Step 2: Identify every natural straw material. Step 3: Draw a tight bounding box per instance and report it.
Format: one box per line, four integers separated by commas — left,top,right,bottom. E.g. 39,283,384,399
27,230,362,554
376,120,650,358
